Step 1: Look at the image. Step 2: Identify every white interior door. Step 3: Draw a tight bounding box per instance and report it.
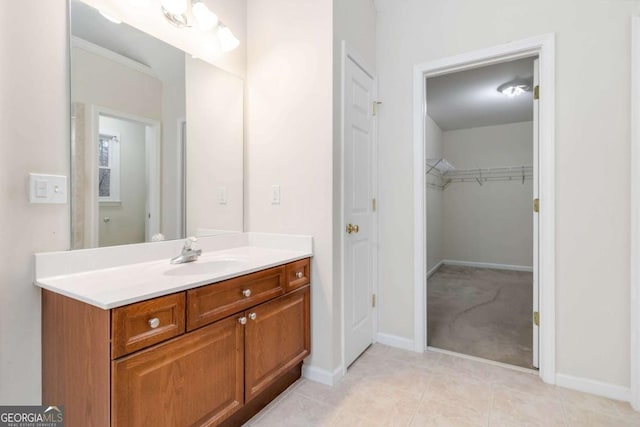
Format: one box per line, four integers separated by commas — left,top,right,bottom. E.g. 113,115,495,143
533,58,540,368
344,55,376,367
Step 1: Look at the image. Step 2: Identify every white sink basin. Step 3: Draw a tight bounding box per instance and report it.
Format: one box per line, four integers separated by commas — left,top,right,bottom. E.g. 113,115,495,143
163,257,244,276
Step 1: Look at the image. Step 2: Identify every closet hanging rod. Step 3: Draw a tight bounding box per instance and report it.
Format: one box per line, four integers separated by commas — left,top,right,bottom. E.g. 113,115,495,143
427,175,534,191
443,165,533,178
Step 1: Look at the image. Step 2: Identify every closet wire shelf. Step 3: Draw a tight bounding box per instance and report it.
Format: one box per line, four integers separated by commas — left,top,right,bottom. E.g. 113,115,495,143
426,161,533,191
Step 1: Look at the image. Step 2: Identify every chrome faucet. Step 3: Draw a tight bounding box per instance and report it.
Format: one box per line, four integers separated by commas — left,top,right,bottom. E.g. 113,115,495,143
170,237,202,264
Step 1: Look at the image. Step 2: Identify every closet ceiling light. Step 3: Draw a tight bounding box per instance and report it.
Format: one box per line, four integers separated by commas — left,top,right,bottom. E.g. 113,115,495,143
497,82,530,98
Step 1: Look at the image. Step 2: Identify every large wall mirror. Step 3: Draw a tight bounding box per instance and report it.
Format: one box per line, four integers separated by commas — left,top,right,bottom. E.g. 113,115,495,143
70,0,243,249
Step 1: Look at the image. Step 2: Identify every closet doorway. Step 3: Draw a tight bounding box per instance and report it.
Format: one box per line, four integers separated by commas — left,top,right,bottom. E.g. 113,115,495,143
425,57,539,369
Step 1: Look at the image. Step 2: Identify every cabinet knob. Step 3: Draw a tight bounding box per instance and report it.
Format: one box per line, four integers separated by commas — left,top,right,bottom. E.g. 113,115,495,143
346,223,360,234
242,289,252,298
238,316,247,325
296,271,303,279
248,312,257,321
148,318,160,329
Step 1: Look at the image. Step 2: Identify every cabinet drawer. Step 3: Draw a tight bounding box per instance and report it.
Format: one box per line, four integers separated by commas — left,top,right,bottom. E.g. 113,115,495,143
285,258,310,291
111,293,185,359
187,266,286,331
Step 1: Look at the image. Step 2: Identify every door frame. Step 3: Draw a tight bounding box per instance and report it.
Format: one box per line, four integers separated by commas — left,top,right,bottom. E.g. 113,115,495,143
412,34,556,383
630,16,640,411
87,105,161,247
340,41,379,375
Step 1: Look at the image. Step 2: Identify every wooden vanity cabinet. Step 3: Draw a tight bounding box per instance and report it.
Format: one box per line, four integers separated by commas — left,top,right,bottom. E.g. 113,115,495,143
42,258,311,427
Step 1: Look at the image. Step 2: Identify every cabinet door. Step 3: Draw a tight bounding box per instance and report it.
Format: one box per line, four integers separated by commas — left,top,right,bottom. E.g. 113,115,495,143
113,315,244,427
244,286,310,402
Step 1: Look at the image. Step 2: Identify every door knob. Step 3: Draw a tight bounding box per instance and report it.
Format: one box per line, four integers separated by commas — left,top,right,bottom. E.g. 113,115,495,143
346,224,360,234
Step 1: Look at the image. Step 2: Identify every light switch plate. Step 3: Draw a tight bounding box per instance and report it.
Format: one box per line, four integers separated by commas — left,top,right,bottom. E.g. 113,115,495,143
29,173,67,204
217,186,227,204
271,185,281,204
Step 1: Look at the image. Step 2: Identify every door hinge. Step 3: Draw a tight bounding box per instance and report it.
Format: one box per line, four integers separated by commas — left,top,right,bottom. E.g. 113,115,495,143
534,85,540,100
372,198,377,212
533,198,539,213
372,294,376,308
533,311,539,326
372,101,382,116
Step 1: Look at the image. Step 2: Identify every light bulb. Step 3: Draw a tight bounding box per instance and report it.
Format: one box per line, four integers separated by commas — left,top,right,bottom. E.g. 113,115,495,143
501,85,525,97
497,83,530,98
207,36,222,58
217,26,239,52
99,10,122,24
160,0,188,15
193,2,219,32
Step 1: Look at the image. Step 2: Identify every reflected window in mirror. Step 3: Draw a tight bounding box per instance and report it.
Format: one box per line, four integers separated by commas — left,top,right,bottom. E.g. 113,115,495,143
98,133,120,202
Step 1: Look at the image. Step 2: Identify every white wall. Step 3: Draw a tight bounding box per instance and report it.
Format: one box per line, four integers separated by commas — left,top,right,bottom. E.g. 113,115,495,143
333,0,377,370
246,0,335,375
73,47,163,120
98,116,147,247
186,56,243,236
442,122,533,267
426,115,444,272
0,0,69,403
376,0,637,388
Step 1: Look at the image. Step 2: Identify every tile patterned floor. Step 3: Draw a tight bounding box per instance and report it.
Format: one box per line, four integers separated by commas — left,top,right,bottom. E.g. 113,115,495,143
245,344,640,426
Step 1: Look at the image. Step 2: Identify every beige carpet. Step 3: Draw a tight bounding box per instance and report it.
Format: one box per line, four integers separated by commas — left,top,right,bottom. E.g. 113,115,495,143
427,264,534,369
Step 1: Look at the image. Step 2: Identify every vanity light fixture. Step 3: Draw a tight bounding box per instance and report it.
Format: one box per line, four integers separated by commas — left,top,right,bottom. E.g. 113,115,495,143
118,0,239,53
497,81,530,98
158,0,239,52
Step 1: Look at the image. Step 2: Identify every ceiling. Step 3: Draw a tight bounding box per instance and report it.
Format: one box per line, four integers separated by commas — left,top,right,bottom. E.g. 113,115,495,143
70,0,184,82
426,57,535,131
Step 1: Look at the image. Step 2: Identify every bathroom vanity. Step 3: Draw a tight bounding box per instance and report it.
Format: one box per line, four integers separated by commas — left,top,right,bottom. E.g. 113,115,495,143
35,234,312,426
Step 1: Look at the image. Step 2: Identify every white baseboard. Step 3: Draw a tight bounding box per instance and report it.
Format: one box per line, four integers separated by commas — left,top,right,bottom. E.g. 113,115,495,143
302,364,343,386
442,259,533,273
376,332,415,352
556,373,631,402
427,261,444,278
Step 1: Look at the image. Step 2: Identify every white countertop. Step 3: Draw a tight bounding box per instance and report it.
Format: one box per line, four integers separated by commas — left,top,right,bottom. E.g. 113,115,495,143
35,242,312,310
